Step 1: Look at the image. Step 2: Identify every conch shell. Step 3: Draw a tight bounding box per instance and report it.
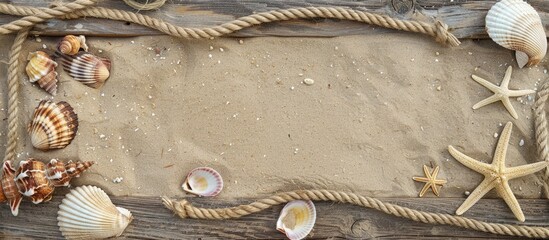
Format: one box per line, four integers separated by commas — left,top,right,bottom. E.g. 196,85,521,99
28,100,78,151
182,167,223,197
61,53,111,89
276,200,316,240
57,35,88,55
485,0,547,68
0,158,94,216
58,185,133,239
25,51,58,95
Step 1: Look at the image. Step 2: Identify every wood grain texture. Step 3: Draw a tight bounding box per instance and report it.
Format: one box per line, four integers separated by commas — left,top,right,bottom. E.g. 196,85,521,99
0,189,547,239
0,0,548,38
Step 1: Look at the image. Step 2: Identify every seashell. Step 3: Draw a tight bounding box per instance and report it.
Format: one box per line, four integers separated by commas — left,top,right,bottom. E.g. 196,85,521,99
276,200,316,240
182,167,223,197
61,53,111,89
485,0,547,68
28,100,78,151
25,51,58,95
46,159,95,187
15,159,55,204
58,185,133,239
0,161,22,216
57,35,88,55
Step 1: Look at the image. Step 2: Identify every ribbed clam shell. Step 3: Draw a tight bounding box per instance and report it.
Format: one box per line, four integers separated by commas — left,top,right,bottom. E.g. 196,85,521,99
61,53,111,88
25,51,58,95
58,185,133,239
28,100,78,150
276,200,316,240
58,35,88,55
485,0,547,68
182,167,223,197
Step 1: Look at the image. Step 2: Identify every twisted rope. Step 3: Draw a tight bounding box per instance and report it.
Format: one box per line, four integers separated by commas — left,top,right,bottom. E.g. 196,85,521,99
163,189,549,238
0,4,460,47
534,78,549,198
122,0,166,11
1,0,547,238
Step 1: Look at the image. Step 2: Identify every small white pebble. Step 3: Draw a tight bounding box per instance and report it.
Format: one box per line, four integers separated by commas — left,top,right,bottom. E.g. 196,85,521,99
42,44,47,49
290,86,295,90
519,139,525,146
209,46,213,50
113,177,123,183
494,132,499,138
436,86,442,91
208,54,212,58
435,52,440,56
35,37,42,43
303,78,314,85
131,40,135,44
464,191,470,196
219,48,224,52
239,39,244,44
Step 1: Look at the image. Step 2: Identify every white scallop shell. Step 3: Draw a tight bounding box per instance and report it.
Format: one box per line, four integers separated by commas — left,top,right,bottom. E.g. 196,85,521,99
485,0,547,68
182,167,223,197
57,185,133,239
276,200,316,240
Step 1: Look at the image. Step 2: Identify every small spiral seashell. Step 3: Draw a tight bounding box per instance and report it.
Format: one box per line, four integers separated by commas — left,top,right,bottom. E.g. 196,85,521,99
25,51,58,95
182,167,223,197
61,53,111,89
276,200,316,240
485,0,547,68
58,185,133,239
57,35,88,55
28,100,78,151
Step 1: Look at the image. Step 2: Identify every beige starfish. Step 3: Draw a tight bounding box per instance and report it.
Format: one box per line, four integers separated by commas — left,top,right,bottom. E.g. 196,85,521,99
471,66,535,119
448,122,548,222
413,165,447,197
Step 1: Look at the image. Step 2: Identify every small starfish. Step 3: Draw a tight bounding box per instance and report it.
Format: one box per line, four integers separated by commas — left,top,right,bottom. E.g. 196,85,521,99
412,165,447,197
448,122,548,222
471,66,535,119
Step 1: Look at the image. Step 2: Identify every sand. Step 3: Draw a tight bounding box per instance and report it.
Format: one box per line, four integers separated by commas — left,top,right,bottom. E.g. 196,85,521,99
0,32,546,201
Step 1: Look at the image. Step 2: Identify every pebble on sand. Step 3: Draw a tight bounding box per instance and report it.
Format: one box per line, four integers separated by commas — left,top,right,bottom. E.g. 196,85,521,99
303,78,314,85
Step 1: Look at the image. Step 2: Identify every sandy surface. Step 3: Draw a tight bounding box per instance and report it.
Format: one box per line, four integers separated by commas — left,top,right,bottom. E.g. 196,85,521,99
0,32,546,201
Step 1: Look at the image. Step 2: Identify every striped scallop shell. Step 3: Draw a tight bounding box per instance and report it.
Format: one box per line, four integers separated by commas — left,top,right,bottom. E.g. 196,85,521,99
57,35,88,55
25,51,58,95
182,167,223,197
276,200,316,240
57,185,133,239
61,53,111,89
28,100,78,151
485,0,547,68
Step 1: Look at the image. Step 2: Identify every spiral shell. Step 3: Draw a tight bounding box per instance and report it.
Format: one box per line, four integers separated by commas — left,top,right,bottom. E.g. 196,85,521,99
276,200,316,240
1,161,22,216
46,159,95,187
61,53,111,89
25,51,58,95
485,0,547,68
14,159,55,204
58,185,133,239
57,35,88,55
28,100,78,151
182,167,223,197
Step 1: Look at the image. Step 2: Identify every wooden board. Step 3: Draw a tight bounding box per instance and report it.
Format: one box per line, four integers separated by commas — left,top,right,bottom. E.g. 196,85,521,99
0,190,548,239
0,0,548,38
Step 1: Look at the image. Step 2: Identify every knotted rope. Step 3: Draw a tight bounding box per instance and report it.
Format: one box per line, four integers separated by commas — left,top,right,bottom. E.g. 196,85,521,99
0,0,546,238
163,190,549,238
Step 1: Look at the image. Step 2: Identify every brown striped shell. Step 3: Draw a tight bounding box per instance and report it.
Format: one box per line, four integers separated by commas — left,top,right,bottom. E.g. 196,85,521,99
28,100,79,151
25,51,58,95
61,53,111,89
1,158,95,216
57,35,88,55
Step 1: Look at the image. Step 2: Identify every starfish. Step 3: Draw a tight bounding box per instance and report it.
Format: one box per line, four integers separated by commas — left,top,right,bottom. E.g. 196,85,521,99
471,66,535,119
448,122,548,222
412,165,447,197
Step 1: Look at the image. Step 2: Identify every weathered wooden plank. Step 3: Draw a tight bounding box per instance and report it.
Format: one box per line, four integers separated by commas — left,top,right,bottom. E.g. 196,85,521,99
0,0,548,38
0,190,547,239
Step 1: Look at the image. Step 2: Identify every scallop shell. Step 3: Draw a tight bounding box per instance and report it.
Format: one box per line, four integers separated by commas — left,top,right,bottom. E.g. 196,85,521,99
276,200,316,240
25,51,58,95
182,167,223,197
61,53,111,89
485,0,547,68
28,100,78,150
58,35,88,55
57,185,133,239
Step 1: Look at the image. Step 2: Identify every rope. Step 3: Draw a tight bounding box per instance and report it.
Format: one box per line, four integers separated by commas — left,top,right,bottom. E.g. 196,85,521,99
534,78,549,198
162,189,549,238
0,0,546,238
3,28,29,163
0,4,460,47
123,0,166,11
